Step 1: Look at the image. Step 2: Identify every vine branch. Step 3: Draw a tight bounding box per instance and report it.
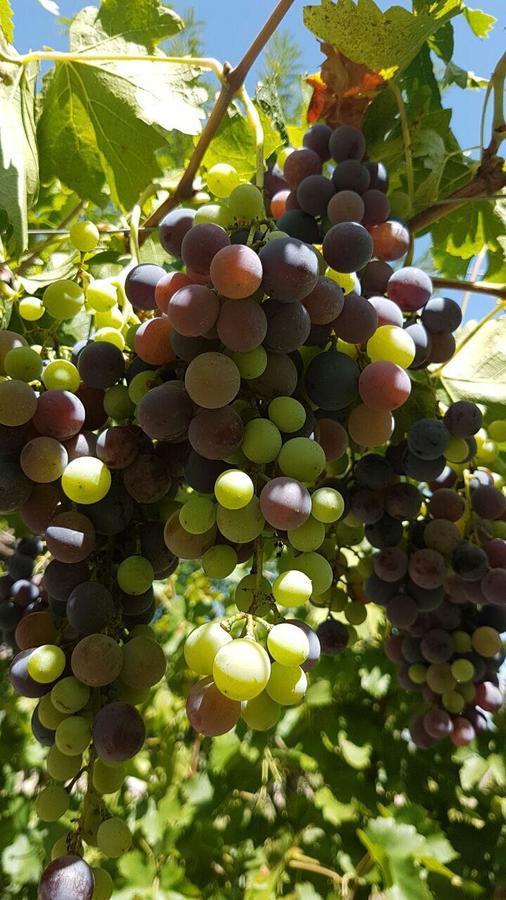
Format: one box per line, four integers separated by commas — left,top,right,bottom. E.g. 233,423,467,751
431,276,506,299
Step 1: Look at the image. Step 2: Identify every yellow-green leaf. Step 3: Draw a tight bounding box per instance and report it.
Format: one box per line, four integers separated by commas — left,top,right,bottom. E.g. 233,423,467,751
440,317,506,420
463,5,496,38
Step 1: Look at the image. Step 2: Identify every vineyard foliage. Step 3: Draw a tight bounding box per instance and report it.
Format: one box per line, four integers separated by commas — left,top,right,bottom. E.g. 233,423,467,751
0,0,505,898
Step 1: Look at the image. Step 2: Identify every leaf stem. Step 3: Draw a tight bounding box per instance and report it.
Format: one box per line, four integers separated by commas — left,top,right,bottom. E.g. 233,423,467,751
431,276,506,299
390,81,414,204
4,50,224,80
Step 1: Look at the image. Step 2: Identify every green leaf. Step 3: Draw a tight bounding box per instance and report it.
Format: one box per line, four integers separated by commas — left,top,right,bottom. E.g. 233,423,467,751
1,834,40,885
0,0,13,41
360,666,390,699
314,787,357,825
364,818,427,858
0,41,38,255
338,731,371,770
463,5,496,38
459,753,489,791
439,317,506,421
203,104,282,181
443,61,488,89
428,21,454,62
303,0,462,78
305,678,333,707
118,850,156,886
37,7,206,209
98,0,183,50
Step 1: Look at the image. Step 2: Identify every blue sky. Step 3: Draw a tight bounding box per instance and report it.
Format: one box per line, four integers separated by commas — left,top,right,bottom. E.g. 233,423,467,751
11,0,506,320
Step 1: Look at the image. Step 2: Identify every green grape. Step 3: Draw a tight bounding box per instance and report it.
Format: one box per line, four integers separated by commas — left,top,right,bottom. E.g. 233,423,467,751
184,622,232,676
277,146,293,167
93,759,126,794
287,516,325,552
94,327,125,349
51,676,90,714
120,636,166,689
457,682,476,703
231,346,267,379
46,745,83,781
50,834,71,861
272,570,312,607
346,624,358,646
268,396,306,433
408,664,427,684
124,323,139,350
43,280,85,320
475,435,498,463
325,266,355,293
216,497,265,543
264,230,289,242
242,418,282,464
345,602,367,625
55,715,92,756
289,552,333,596
92,867,114,900
488,419,506,442
62,456,112,504
335,519,365,545
128,370,161,404
213,638,271,701
214,469,254,510
336,338,358,358
471,626,501,657
95,305,124,330
242,692,280,731
0,379,37,425
27,644,66,684
266,662,307,706
38,693,68,730
115,682,150,705
445,436,468,463
267,623,309,667
97,818,132,858
207,163,240,198
278,438,326,482
229,183,265,221
234,574,272,615
104,383,135,420
452,630,472,653
180,495,216,534
35,784,70,822
426,663,456,694
86,279,117,311
442,690,465,714
117,556,154,595
4,346,43,382
19,296,45,321
70,220,100,252
311,487,345,524
451,658,475,683
194,203,234,228
366,325,415,368
316,585,347,611
42,358,81,392
201,544,238,578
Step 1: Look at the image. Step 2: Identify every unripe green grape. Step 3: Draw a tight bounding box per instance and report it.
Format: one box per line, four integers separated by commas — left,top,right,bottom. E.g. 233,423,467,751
213,638,271,701
266,662,307,706
179,495,216,534
42,358,80,392
234,573,271,615
194,203,234,228
125,323,139,350
472,626,501,657
70,220,100,252
51,676,90,714
346,624,358,645
55,715,92,755
128,369,161,404
94,305,124,330
445,436,468,464
97,817,132,858
452,630,472,653
28,644,66,684
201,544,238,578
442,690,465,714
242,418,282,464
273,570,312,607
277,146,294,167
315,585,347,611
476,436,498,463
278,438,326,482
229,183,265,221
86,279,117,311
287,516,325,552
93,758,126,794
120,635,166,689
19,296,44,321
268,396,306,433
207,163,240,198
457,681,476,703
114,682,150,705
4,346,43,382
426,663,456,694
345,601,367,625
38,693,68,730
216,497,264,543
232,346,267,379
184,622,232,676
214,469,254,510
408,664,427,684
311,487,345,524
46,745,82,781
451,658,475,683
62,456,111,504
366,325,415,368
117,555,154,595
50,834,71,861
264,230,289,242
267,623,309,667
94,327,125,350
242,692,280,730
36,784,70,822
43,279,85,320
104,383,135,420
288,552,333,596
92,867,114,900
488,420,506,442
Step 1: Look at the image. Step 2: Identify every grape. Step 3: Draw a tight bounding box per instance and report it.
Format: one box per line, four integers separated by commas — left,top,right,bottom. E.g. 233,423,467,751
19,296,45,320
259,237,319,302
185,352,240,409
364,514,403,549
316,619,348,655
184,622,232,675
296,174,335,216
263,298,311,353
134,317,175,366
249,351,298,398
242,418,282,463
273,570,312,607
408,548,446,589
422,296,462,333
323,222,373,273
214,469,254,510
51,677,90,714
348,405,394,447
481,568,506,605
403,451,445,481
117,556,153,595
387,594,418,627
242,692,281,730
316,418,348,461
444,400,483,438
138,381,193,442
268,396,306,433
164,508,217,557
39,854,95,900
216,497,264,543
187,677,241,736
387,266,432,312
77,341,124,390
97,818,132,858
229,182,265,220
42,359,81,392
15,610,58,651
46,745,83,781
232,346,268,379
67,582,114,636
9,649,53,698
333,293,377,343
96,425,142,471
61,457,111,505
20,436,68,482
210,244,263,299
351,488,384,524
27,644,66,684
304,350,359,410
202,544,237,577
331,159,370,194
159,208,195,256
266,662,307,705
472,625,501,657
277,437,325,482
327,190,364,225
359,361,411,411
364,297,403,330
384,483,422,521
0,379,37,426
424,707,453,739
407,419,449,460
453,542,488,581
373,547,408,582
71,634,123,687
212,639,271,701
93,701,145,762
188,407,244,463
420,629,454,664
424,519,462,557
367,325,415,367
217,298,267,351
181,223,230,276
270,189,290,218
288,515,325,551
207,163,240,197
268,623,309,667
0,459,31,516
475,680,502,712
362,189,390,225
36,783,70,821
43,279,84,319
370,220,410,261
329,125,365,162
302,276,344,325
124,263,164,310
471,484,506,519
450,717,475,747
154,271,193,315
303,123,332,161
283,148,321,188
171,331,211,363
5,346,43,382
311,487,344,523
93,758,125,794
55,716,92,755
360,260,393,297
166,284,219,337
33,390,85,440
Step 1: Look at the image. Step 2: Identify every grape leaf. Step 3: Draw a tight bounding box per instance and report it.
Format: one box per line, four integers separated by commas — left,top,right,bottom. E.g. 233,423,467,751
98,0,183,50
303,0,462,79
0,0,13,41
439,317,506,420
463,5,496,38
431,199,506,279
202,104,282,180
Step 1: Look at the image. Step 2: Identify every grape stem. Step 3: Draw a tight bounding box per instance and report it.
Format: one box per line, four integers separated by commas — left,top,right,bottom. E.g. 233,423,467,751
430,276,506,300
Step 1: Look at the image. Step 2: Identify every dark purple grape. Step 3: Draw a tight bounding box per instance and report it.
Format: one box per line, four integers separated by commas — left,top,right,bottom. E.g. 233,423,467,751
67,582,115,635
259,237,319,302
332,160,370,194
38,854,94,900
359,259,393,295
422,296,462,334
332,292,377,344
362,189,390,226
364,514,403,549
452,542,489,581
322,222,373,273
471,484,506,520
387,594,418,627
420,629,453,663
296,175,335,216
304,350,359,410
405,322,432,369
93,701,145,763
288,619,321,671
31,705,55,746
384,482,422,520
303,124,332,161
316,619,348,655
329,125,365,162
365,161,388,192
276,210,320,243
407,419,449,461
78,341,125,390
43,560,90,603
354,453,393,489
364,573,404,605
159,208,195,257
403,451,446,482
444,401,482,437
424,707,453,739
9,649,52,698
125,263,165,310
